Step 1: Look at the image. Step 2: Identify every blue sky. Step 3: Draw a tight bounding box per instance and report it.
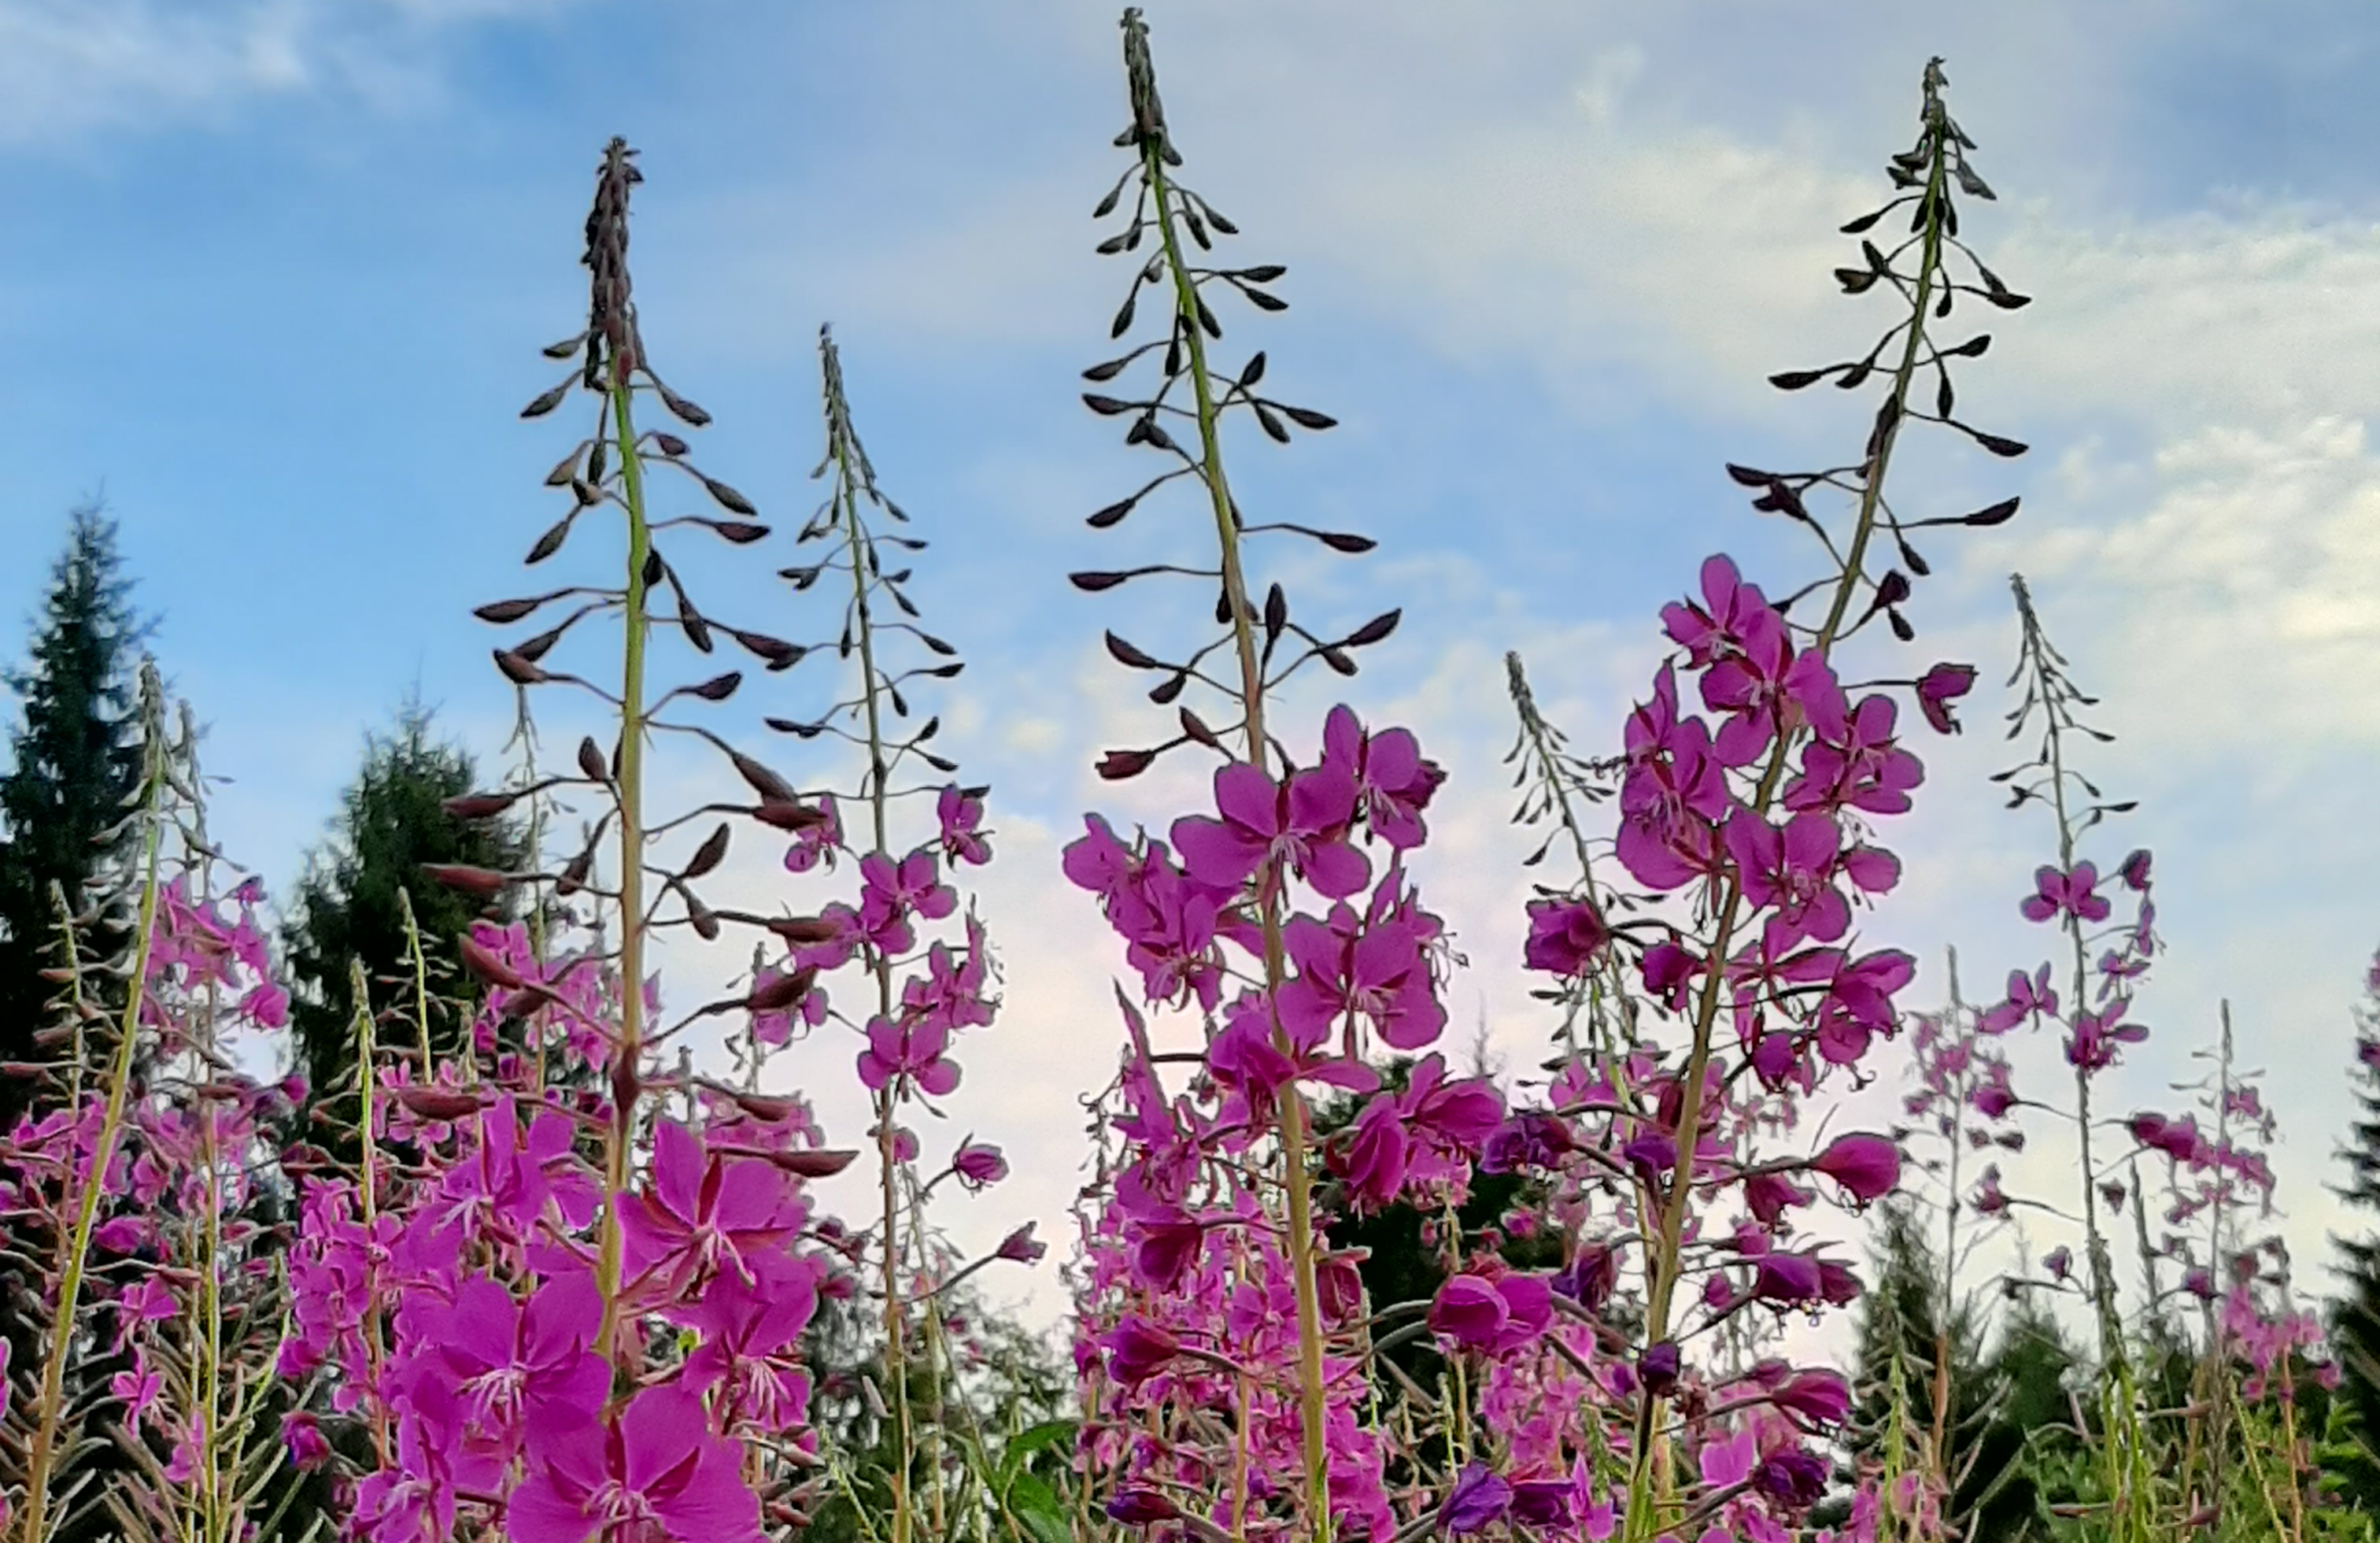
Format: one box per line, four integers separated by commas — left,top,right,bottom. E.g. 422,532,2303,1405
6,0,2380,1318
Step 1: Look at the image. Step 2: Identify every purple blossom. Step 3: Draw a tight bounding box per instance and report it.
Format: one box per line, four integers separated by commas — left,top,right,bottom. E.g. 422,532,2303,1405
1523,896,1609,977
2021,861,2110,924
1171,761,1370,900
1439,1464,1513,1535
1916,661,1978,734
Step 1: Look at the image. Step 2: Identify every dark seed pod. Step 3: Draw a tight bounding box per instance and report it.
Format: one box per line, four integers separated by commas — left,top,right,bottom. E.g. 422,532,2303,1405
494,649,550,686
527,516,575,565
578,737,608,783
1098,748,1157,780
687,671,742,701
423,864,508,899
443,792,520,820
702,477,757,516
520,380,573,419
475,597,545,624
685,823,731,879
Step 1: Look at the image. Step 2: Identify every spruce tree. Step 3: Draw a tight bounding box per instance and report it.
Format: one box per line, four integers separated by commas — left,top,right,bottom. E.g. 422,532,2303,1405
2330,949,2380,1506
279,703,527,1102
0,501,146,1128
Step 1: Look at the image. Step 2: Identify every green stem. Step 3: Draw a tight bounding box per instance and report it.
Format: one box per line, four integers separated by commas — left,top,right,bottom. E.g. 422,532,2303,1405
1623,110,1949,1543
1145,139,1334,1541
837,422,914,1543
596,373,652,1367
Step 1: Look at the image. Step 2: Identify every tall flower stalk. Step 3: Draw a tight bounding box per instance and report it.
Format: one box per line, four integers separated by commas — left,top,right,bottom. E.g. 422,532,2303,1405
1619,57,2024,1538
13,662,170,1543
1073,11,1394,1531
1994,573,2158,1539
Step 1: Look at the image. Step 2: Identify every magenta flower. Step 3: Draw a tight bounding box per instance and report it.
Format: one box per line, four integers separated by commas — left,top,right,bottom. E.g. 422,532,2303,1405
1102,1315,1183,1387
994,1222,1047,1263
950,1142,1007,1189
1662,554,1773,668
782,792,841,873
1334,1095,1410,1210
1916,661,1977,734
681,1251,822,1436
2021,861,2110,923
507,1385,760,1543
1320,704,1444,850
1171,761,1370,900
401,1271,608,1462
856,1015,962,1097
937,784,991,866
1276,890,1445,1052
1727,810,1849,945
620,1120,811,1299
1979,963,2056,1034
1523,896,1609,977
1439,1464,1513,1535
1616,668,1729,891
2044,1246,2073,1282
1810,1132,1902,1204
1701,607,1844,767
1772,1367,1851,1425
1785,694,1924,816
1428,1271,1550,1353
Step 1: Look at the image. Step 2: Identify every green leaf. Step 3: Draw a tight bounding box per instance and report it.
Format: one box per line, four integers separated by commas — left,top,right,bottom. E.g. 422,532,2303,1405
1003,1471,1072,1543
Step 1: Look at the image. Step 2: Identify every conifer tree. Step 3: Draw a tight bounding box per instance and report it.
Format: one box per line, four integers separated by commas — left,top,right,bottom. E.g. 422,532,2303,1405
0,501,146,1128
2330,949,2380,1505
279,702,527,1101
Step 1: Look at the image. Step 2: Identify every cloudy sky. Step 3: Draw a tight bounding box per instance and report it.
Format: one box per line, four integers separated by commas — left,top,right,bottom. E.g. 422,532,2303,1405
4,0,2377,1326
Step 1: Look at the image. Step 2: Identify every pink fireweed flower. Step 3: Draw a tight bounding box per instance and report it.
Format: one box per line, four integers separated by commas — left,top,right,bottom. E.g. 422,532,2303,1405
1772,1367,1851,1426
1439,1464,1513,1535
1523,896,1609,977
1428,1271,1552,1354
1170,760,1370,900
2066,1000,2148,1072
856,1015,962,1097
2020,861,2109,924
619,1120,811,1299
1662,554,1773,668
950,1142,1007,1189
937,784,991,866
1700,607,1846,768
1726,810,1849,946
1916,661,1977,734
1617,667,1729,891
680,1251,823,1435
1101,1315,1184,1387
1809,1132,1902,1204
1979,963,2056,1034
1275,881,1447,1053
1319,704,1445,850
857,848,955,954
782,794,841,873
1785,694,1924,816
1332,1094,1410,1212
506,1385,761,1543
400,1271,609,1459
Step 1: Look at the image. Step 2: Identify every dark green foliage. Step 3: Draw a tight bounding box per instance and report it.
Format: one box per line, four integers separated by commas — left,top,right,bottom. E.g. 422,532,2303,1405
0,501,146,1130
1827,1200,2079,1541
2330,971,2380,1507
279,703,527,1103
802,1280,1074,1542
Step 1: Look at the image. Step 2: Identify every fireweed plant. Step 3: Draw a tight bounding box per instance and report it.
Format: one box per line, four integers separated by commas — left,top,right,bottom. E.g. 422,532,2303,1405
272,135,1026,1543
1062,24,2034,1543
0,667,309,1543
0,19,2373,1543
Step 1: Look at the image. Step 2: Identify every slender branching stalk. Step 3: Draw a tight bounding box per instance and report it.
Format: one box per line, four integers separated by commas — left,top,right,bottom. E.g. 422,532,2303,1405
18,663,170,1543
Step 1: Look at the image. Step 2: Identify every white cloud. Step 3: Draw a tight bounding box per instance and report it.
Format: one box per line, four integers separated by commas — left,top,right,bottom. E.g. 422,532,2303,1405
0,0,578,142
